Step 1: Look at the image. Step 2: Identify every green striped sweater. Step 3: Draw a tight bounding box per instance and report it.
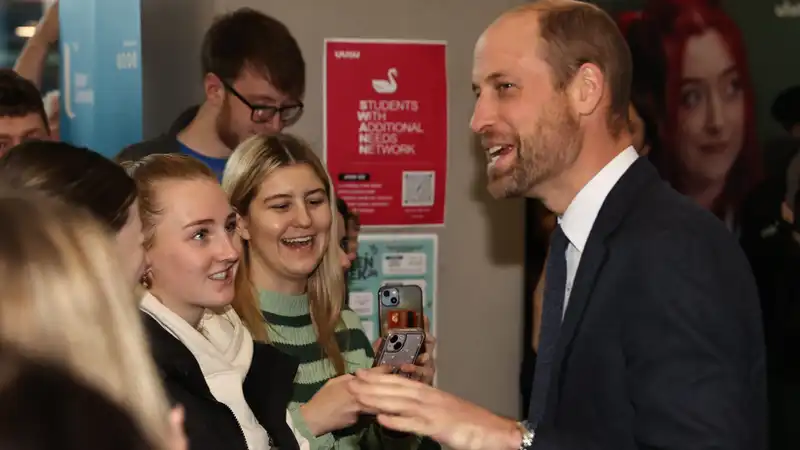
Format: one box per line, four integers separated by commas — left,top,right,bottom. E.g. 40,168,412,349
259,290,421,450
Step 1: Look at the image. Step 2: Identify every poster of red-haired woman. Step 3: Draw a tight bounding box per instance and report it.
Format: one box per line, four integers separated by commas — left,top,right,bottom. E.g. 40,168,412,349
616,0,764,229
603,1,800,448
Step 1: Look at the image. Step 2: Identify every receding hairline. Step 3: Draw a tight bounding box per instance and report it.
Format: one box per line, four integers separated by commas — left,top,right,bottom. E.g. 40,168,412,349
483,0,603,53
491,0,609,40
505,0,603,18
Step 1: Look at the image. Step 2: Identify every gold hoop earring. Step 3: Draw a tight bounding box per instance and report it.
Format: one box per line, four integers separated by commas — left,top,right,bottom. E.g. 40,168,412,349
140,269,153,289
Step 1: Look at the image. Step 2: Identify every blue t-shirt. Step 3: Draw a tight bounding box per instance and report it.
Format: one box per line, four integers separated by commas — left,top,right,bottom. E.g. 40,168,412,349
178,142,227,182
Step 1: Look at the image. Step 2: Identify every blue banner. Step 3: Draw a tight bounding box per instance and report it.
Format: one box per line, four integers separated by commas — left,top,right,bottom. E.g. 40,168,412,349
59,0,142,158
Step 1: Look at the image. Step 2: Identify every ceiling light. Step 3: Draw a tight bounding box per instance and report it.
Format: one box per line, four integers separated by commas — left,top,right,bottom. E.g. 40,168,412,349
15,25,37,39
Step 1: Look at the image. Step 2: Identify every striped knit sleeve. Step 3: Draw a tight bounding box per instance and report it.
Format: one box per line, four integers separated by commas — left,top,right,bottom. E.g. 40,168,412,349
339,309,376,371
287,404,336,450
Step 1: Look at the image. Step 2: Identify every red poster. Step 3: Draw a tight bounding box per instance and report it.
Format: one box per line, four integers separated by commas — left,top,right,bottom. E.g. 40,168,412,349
324,39,447,227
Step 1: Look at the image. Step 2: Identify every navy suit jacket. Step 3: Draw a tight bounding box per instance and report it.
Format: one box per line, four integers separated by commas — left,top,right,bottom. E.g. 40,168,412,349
531,158,767,450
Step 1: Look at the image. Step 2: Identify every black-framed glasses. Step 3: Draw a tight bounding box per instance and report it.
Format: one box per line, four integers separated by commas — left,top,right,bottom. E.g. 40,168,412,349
218,77,304,125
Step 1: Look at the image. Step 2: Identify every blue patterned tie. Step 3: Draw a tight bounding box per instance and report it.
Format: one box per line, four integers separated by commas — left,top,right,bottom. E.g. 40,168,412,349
528,224,569,427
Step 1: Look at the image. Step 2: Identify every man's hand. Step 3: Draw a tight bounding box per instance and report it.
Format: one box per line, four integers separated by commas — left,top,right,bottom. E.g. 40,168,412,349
373,316,437,385
299,366,389,436
349,368,522,450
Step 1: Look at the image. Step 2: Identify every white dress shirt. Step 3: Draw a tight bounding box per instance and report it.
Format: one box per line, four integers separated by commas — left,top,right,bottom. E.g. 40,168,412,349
558,146,639,318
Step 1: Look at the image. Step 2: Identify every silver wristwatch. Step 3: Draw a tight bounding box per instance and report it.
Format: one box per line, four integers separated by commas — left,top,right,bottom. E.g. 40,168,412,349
516,420,535,449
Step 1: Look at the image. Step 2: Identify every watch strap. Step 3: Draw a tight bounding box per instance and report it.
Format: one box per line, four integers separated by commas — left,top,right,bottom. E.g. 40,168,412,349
516,420,535,449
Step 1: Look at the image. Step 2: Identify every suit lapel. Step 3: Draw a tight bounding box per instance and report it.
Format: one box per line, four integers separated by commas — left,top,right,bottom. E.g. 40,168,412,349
557,238,609,361
542,158,661,424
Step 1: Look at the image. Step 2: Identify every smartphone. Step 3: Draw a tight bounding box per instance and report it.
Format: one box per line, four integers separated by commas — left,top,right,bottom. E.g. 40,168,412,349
372,329,425,377
377,284,424,337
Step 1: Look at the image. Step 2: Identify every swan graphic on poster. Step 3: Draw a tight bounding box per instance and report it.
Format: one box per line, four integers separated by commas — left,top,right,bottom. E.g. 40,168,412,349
372,68,398,94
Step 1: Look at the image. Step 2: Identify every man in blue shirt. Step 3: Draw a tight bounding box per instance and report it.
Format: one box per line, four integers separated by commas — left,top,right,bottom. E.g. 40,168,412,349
116,8,305,180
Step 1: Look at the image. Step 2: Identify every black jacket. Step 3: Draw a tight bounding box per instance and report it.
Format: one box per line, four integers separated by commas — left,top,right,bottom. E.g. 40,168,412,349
530,158,767,450
114,106,198,163
142,312,300,450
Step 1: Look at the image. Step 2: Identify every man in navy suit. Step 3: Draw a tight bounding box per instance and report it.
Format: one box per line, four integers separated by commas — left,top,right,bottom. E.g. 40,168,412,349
349,1,767,449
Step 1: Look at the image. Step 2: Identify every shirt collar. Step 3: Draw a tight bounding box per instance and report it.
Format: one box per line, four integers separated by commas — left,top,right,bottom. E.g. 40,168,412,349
559,146,639,252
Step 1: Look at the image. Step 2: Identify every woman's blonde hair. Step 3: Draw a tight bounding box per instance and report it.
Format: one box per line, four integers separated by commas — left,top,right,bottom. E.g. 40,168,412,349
222,133,347,375
122,154,218,253
0,187,172,450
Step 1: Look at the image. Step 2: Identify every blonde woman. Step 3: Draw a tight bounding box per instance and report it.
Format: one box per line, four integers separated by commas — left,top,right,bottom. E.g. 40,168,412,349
0,188,182,450
126,154,302,450
222,133,436,449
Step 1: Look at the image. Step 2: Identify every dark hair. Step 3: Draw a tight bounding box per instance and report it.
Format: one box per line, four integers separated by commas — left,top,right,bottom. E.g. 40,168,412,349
618,11,666,156
0,345,152,450
0,141,136,232
336,197,351,221
0,69,48,133
521,0,633,136
771,85,800,132
201,8,305,100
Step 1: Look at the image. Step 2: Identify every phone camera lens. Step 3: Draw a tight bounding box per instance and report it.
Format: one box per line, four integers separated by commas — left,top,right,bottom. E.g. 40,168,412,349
382,290,389,297
389,334,399,343
390,297,399,305
392,342,402,351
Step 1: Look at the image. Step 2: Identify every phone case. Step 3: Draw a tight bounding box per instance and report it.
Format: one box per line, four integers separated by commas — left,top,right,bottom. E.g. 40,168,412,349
386,309,417,329
373,329,425,377
377,284,424,337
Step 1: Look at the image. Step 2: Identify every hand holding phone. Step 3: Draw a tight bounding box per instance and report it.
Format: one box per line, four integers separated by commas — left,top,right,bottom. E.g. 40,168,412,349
372,329,425,378
378,284,424,337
